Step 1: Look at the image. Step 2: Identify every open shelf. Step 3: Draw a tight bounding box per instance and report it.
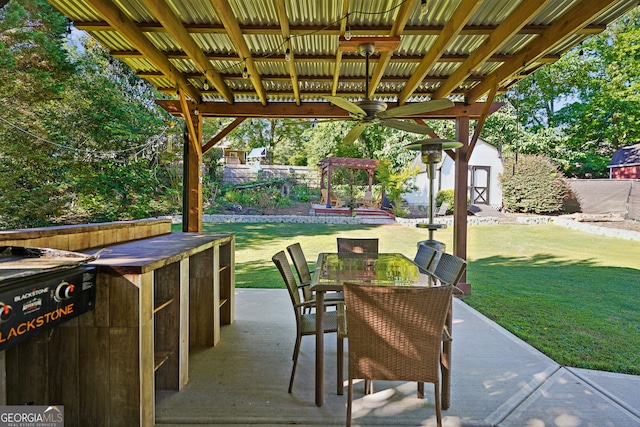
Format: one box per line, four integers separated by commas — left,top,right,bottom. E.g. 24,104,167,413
154,298,174,313
154,350,172,371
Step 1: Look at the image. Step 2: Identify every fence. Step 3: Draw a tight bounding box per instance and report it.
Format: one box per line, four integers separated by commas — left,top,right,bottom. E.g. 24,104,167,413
223,164,319,187
563,179,639,221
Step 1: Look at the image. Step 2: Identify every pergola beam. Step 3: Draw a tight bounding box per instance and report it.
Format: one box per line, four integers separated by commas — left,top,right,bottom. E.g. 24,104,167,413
399,0,482,104
276,0,301,105
74,21,607,37
330,0,350,96
434,0,552,99
156,100,504,119
84,0,201,101
467,0,619,102
466,85,498,161
210,0,268,105
367,0,413,99
202,118,246,153
113,50,559,64
140,0,233,104
178,91,202,157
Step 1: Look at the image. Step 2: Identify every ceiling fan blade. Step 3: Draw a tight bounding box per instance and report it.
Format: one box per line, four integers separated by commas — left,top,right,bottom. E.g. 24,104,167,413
325,96,367,118
377,98,454,119
342,123,368,144
380,119,434,135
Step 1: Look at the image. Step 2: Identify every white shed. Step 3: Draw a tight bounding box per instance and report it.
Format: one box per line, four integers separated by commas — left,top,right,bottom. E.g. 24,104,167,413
247,147,268,163
403,139,503,209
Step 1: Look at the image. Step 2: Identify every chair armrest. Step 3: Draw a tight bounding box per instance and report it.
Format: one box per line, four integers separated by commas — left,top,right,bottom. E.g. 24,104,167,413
294,300,318,310
297,280,311,289
337,302,347,338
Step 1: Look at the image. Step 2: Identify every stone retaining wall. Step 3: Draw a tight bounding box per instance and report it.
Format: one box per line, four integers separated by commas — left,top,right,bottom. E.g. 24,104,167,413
551,217,640,241
161,214,499,226
160,214,640,241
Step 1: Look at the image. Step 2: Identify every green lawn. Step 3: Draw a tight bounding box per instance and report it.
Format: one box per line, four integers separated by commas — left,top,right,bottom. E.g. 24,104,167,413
180,222,640,375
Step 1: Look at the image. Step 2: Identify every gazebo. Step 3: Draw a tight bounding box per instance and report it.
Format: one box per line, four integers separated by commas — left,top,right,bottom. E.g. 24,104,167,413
318,157,380,209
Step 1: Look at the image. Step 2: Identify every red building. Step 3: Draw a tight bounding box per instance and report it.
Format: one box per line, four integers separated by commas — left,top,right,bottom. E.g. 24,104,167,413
608,143,640,179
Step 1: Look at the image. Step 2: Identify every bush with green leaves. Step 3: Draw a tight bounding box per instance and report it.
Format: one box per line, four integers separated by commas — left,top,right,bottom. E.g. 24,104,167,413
499,154,567,214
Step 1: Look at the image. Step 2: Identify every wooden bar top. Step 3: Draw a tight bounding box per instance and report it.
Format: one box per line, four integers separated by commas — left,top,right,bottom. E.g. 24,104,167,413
86,232,234,274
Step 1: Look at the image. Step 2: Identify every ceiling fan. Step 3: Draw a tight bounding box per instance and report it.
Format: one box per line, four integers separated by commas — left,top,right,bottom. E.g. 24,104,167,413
324,42,454,144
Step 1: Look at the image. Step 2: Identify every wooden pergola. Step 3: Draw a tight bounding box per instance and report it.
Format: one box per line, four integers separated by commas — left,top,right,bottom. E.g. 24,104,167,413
318,157,380,209
46,0,638,292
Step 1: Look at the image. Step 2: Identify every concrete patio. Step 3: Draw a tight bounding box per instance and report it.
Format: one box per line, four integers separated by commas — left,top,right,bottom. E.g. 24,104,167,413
155,288,640,427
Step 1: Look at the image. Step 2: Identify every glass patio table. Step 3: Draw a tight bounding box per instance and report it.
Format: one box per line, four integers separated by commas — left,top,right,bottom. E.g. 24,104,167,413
310,252,451,407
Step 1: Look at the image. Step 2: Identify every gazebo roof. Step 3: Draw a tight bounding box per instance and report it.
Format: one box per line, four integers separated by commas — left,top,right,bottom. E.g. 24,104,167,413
318,157,380,172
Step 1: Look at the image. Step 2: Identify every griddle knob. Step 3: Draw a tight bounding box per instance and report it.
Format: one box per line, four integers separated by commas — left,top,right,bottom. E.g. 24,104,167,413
54,281,76,302
0,302,11,322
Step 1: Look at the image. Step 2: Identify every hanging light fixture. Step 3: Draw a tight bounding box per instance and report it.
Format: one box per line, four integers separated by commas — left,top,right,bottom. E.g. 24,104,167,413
242,66,249,79
203,80,210,90
344,13,352,41
285,48,292,62
421,0,428,15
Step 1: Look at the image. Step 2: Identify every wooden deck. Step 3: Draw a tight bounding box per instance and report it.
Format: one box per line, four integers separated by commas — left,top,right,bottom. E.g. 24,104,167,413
311,204,395,220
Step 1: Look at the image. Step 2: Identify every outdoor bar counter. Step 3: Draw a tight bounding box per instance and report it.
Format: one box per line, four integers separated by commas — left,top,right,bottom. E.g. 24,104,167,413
0,221,235,427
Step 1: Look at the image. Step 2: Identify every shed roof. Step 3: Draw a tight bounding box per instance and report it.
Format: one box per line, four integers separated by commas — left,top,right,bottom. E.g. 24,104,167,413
247,147,267,158
46,0,638,119
608,143,640,168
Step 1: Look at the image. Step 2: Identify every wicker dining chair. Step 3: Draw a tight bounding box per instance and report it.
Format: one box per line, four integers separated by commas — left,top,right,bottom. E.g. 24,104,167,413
413,244,438,274
286,243,344,314
272,251,345,395
418,251,467,406
286,243,315,309
336,238,379,254
343,283,454,427
432,252,467,288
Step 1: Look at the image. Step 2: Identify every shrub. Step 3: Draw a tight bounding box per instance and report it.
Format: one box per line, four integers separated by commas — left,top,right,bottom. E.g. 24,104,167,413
499,154,567,214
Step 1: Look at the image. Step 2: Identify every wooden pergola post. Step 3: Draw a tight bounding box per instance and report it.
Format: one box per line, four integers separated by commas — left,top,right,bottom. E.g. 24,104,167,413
453,115,470,294
182,112,203,232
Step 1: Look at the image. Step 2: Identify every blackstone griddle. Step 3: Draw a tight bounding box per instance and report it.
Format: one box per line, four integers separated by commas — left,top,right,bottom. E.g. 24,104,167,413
0,246,97,351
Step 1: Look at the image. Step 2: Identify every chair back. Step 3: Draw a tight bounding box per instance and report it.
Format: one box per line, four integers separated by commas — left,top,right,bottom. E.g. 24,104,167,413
286,243,313,303
433,252,466,286
343,283,453,383
413,245,438,274
272,251,303,315
337,238,379,254
286,243,312,283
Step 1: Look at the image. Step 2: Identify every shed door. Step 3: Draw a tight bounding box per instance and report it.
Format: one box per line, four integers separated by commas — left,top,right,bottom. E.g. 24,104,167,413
470,166,490,204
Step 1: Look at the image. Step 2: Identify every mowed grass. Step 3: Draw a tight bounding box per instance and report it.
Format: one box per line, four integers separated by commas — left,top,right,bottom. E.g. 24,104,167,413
181,222,640,375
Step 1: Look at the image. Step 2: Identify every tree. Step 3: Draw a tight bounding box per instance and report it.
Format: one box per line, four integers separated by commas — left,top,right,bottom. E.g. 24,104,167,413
491,8,640,178
0,1,182,228
0,0,76,227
